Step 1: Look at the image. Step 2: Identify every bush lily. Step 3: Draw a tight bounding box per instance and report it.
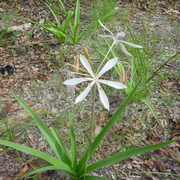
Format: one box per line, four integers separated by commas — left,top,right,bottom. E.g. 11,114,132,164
98,20,142,56
63,54,126,110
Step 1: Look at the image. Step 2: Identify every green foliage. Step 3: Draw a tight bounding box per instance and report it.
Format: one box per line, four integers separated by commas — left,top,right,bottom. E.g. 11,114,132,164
0,29,17,47
0,83,175,179
91,0,117,22
97,23,180,103
0,3,178,178
124,23,180,101
3,0,118,44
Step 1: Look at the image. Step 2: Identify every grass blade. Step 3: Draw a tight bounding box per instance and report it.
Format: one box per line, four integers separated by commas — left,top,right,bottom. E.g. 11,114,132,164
141,71,180,93
146,52,180,83
62,11,74,32
141,98,158,120
74,0,80,25
58,0,66,14
46,3,61,27
77,7,118,43
73,0,80,40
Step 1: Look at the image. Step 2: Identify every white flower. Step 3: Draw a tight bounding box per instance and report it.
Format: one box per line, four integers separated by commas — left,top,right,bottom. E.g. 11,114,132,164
98,20,142,56
63,54,126,110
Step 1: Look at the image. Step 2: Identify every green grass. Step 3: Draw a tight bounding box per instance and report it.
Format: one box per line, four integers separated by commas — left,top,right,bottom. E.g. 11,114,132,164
90,9,179,102
0,29,18,47
91,0,117,22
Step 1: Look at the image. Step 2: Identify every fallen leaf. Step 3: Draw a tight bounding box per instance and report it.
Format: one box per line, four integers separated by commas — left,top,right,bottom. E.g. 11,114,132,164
156,159,166,172
15,165,28,178
97,153,103,160
29,162,42,180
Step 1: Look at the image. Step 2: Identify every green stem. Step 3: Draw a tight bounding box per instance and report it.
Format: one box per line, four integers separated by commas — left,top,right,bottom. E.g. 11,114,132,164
84,86,96,179
89,85,96,146
96,41,116,74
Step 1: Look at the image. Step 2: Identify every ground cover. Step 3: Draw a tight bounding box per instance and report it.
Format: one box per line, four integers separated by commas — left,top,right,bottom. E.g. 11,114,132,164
0,0,179,179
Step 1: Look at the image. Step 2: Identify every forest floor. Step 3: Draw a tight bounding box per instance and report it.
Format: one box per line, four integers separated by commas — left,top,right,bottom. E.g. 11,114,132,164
0,0,180,179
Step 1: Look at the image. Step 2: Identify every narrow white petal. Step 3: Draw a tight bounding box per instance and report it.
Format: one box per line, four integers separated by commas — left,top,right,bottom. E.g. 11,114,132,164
98,20,115,38
80,54,95,78
75,81,95,104
116,32,125,38
98,80,126,89
98,35,114,39
97,57,118,78
64,78,93,85
96,83,109,110
119,40,142,48
119,43,132,56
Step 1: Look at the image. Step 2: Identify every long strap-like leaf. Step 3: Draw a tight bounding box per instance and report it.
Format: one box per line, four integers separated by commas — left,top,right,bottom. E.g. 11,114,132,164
21,165,75,179
79,140,175,176
146,52,180,83
12,93,71,166
0,140,70,168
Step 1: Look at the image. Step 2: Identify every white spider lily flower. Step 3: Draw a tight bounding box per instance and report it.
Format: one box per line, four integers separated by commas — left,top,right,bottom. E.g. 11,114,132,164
98,20,142,56
64,54,126,110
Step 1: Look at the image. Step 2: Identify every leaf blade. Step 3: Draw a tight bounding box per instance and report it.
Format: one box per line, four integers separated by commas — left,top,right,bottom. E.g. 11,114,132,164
83,140,175,175
0,140,70,169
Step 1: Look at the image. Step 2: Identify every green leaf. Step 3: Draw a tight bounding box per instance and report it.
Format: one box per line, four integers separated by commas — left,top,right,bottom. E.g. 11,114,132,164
81,140,175,176
77,77,142,175
12,93,65,162
141,71,180,93
73,0,80,40
46,3,61,27
141,98,158,120
77,7,118,43
51,127,72,165
45,19,56,26
43,25,67,37
74,0,80,27
6,15,67,43
58,0,66,14
146,52,180,83
0,140,70,169
62,11,74,32
21,166,74,178
78,175,108,180
72,23,81,43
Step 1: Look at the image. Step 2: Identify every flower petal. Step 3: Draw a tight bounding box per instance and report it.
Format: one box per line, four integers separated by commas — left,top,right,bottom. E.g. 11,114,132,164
96,83,109,110
119,40,142,48
98,20,115,38
119,43,132,56
75,81,95,104
97,57,118,78
98,35,114,39
98,80,126,89
64,78,93,85
80,54,95,78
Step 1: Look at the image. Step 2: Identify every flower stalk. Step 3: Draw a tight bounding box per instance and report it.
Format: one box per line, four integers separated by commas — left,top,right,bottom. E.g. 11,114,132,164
89,85,96,146
97,41,116,73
